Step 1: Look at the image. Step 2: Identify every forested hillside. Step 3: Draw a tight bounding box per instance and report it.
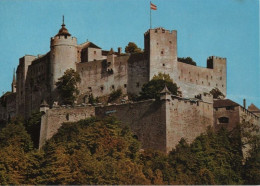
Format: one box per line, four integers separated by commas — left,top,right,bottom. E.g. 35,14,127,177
0,116,259,184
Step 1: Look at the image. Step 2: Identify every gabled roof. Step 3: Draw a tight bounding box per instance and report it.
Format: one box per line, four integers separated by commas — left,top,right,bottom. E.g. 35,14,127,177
79,41,101,49
248,104,260,112
213,99,240,108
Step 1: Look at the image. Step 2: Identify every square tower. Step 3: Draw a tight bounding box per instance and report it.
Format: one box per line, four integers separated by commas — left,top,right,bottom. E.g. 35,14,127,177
144,28,177,80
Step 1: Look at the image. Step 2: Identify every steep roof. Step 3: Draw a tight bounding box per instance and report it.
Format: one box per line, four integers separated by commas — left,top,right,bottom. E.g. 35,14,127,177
213,99,240,108
56,23,71,37
79,41,101,49
248,104,260,112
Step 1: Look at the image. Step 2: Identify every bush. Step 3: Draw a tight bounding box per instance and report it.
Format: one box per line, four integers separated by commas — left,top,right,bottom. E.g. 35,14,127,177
108,89,122,102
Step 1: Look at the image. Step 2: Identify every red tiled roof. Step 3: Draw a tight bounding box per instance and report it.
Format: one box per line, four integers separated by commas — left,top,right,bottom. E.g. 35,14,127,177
248,104,260,112
213,99,240,108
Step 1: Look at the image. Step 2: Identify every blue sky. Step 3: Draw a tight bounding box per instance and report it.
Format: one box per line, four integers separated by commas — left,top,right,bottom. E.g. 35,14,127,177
0,0,259,108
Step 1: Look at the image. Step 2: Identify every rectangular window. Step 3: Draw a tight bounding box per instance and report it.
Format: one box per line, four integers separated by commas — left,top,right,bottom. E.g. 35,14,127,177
136,82,140,87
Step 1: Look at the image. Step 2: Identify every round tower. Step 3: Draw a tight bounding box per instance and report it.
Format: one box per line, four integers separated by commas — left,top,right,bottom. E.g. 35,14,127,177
50,16,78,91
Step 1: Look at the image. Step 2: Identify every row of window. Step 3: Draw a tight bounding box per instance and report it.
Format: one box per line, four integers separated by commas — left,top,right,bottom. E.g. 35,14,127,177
87,82,142,92
179,76,225,87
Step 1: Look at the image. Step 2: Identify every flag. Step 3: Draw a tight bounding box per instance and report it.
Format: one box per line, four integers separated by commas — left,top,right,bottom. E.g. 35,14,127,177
150,2,157,10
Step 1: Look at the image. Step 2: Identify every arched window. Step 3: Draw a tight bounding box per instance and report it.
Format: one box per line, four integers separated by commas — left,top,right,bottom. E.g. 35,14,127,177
218,117,229,124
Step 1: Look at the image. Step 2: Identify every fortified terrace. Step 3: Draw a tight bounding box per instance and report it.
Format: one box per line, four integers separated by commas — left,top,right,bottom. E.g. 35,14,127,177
0,19,259,154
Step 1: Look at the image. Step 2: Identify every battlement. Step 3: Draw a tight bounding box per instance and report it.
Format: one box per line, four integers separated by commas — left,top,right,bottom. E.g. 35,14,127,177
144,27,176,35
50,36,77,46
207,56,226,61
207,56,226,69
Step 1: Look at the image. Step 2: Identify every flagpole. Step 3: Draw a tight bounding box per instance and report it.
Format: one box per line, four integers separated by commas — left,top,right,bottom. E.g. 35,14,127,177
150,1,152,29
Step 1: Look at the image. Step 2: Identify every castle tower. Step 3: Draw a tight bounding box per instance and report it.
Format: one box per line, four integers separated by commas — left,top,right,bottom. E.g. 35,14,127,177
11,68,16,93
144,27,178,80
50,16,78,91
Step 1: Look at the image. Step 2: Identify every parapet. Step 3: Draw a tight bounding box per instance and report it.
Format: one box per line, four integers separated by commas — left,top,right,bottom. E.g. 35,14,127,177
50,35,77,46
207,56,226,69
144,27,176,35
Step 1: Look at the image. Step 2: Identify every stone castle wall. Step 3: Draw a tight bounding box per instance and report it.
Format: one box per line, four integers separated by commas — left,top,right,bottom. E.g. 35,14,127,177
25,53,51,117
175,56,227,98
39,106,95,148
95,100,167,152
76,55,129,100
166,97,214,152
40,97,214,153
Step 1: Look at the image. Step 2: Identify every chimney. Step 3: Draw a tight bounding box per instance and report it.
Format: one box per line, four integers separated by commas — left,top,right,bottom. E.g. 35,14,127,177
118,47,122,55
243,99,246,109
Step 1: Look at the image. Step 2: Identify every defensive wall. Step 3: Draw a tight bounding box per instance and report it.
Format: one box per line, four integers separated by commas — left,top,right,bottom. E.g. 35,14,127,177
175,56,227,98
39,106,95,148
40,95,214,153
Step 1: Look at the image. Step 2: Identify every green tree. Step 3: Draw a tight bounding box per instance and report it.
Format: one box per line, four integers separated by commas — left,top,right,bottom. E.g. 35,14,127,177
39,117,149,184
178,57,197,66
210,88,225,99
125,42,142,54
25,112,42,148
56,68,81,105
139,73,178,100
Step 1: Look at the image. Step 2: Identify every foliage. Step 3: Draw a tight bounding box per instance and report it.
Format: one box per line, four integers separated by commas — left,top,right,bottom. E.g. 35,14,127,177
56,69,81,105
178,57,197,66
210,88,225,99
0,115,259,184
139,73,178,100
0,92,12,107
88,94,99,105
39,117,148,184
125,42,142,54
108,89,122,103
25,112,42,148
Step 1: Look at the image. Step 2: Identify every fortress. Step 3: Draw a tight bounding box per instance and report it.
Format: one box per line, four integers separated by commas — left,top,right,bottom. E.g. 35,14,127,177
0,19,259,153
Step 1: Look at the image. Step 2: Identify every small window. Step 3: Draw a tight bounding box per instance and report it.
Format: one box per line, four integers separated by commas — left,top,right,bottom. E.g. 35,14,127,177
162,29,165,33
88,87,92,91
208,82,210,86
155,29,157,33
100,86,104,91
136,82,140,87
220,77,222,80
179,76,180,80
216,84,218,87
218,117,229,124
169,41,172,44
211,76,213,79
190,79,192,82
66,113,69,121
163,63,165,66
112,85,115,89
226,106,234,110
202,81,204,84
222,85,224,87
94,51,96,54
124,84,127,88
157,42,159,45
161,51,164,54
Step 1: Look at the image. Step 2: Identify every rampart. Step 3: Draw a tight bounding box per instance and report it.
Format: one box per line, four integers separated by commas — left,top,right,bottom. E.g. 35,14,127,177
39,106,95,148
40,97,214,153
